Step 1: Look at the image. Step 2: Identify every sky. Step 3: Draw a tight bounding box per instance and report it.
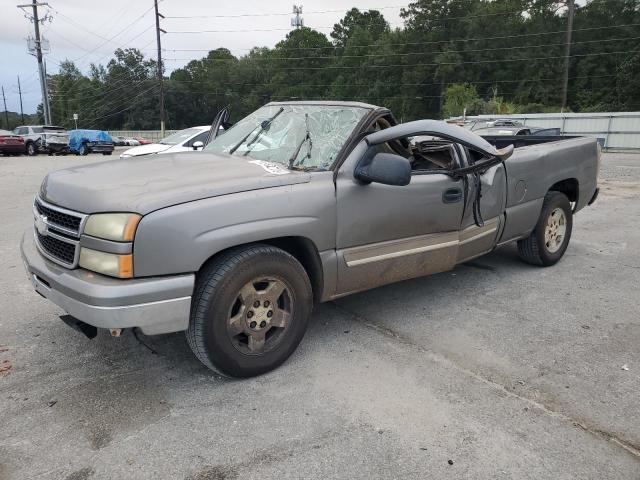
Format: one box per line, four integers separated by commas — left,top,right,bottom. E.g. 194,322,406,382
0,0,406,114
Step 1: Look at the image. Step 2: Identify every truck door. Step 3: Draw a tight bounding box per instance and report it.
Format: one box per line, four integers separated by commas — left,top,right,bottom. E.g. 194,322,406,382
457,147,508,263
334,135,465,296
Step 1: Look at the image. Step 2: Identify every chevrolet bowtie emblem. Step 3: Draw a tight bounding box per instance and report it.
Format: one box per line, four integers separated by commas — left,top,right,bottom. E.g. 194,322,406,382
36,214,48,236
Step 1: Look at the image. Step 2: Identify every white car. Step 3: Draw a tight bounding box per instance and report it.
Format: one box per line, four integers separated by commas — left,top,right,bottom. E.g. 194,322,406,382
124,138,140,146
14,125,70,155
119,126,212,158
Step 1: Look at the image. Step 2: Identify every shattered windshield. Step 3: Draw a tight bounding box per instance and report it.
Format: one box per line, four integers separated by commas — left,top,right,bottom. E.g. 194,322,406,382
204,104,368,169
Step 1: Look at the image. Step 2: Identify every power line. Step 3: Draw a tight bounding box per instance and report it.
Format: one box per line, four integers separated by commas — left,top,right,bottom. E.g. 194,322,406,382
162,22,640,47
161,36,640,63
51,4,156,63
164,6,521,22
164,5,408,18
162,73,620,90
77,84,159,127
163,49,637,71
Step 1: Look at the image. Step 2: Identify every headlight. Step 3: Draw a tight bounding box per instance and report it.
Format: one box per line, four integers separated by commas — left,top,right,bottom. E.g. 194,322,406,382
79,248,133,278
84,213,141,241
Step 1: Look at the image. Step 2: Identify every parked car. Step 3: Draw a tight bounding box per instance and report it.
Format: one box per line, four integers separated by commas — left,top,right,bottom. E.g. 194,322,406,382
124,137,140,146
119,126,212,158
13,125,69,155
111,135,127,146
21,101,600,377
135,137,153,145
467,119,561,136
68,129,115,156
0,129,25,155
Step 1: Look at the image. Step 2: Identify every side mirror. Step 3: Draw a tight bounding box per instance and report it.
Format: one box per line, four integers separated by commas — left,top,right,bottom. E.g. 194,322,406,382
354,152,411,186
192,141,204,151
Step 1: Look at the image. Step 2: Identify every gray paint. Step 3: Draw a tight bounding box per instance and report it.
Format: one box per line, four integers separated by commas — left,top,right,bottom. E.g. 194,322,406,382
21,233,193,334
22,233,193,307
80,235,132,255
133,171,336,277
21,101,600,334
39,152,311,214
366,120,514,160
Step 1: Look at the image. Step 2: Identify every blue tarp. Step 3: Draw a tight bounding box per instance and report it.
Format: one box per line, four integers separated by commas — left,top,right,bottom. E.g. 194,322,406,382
68,129,113,153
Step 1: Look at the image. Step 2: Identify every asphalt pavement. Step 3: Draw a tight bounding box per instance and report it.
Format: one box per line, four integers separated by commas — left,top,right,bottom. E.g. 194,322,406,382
0,149,639,479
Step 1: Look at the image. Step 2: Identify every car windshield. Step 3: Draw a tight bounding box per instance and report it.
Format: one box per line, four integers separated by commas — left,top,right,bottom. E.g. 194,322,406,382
204,104,368,170
159,128,203,145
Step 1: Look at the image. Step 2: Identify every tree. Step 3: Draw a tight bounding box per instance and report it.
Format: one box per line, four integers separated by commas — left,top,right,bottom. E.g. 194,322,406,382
442,83,483,118
330,8,389,47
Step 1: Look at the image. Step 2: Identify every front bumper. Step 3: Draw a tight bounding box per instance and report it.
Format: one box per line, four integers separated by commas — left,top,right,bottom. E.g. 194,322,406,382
21,231,194,335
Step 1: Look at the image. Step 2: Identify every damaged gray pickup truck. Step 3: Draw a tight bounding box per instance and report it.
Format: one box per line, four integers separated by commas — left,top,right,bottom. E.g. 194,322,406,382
21,101,600,377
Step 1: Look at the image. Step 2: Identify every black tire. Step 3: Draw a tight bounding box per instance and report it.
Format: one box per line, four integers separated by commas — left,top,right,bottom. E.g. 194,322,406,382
517,191,573,266
102,151,112,156
186,244,313,377
26,142,37,156
79,144,88,156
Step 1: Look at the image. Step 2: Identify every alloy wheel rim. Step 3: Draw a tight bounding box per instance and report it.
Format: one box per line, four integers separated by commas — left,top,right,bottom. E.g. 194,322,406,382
226,277,293,355
544,207,567,253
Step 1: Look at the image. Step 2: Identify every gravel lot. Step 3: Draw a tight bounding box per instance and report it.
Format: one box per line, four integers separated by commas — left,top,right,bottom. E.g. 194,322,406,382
1,149,639,479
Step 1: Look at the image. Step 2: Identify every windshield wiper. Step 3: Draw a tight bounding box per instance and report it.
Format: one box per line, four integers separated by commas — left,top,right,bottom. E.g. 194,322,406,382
229,107,284,155
288,113,313,169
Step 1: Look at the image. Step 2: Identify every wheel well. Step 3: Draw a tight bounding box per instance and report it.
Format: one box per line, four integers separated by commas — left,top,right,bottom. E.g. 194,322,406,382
200,236,324,304
549,178,579,203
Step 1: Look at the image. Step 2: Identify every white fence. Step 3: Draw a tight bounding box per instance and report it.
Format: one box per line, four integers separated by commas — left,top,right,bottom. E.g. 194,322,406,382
461,112,640,151
108,130,177,142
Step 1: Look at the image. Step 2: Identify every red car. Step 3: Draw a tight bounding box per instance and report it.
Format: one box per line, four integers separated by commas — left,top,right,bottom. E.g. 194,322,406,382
0,129,25,156
135,136,153,145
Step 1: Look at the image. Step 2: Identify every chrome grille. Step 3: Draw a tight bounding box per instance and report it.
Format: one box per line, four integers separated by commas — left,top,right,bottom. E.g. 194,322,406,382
33,197,86,268
36,231,76,265
35,198,82,233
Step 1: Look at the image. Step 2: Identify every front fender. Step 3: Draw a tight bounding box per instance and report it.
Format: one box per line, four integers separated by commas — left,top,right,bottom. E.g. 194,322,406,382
133,175,336,277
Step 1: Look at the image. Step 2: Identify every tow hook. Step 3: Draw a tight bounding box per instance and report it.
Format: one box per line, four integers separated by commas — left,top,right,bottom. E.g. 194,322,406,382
109,328,123,337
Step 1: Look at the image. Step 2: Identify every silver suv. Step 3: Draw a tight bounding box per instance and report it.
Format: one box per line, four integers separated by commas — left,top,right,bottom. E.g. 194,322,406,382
14,125,70,156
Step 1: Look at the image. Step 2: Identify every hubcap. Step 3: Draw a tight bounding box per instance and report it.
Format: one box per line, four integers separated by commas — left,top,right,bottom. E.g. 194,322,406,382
544,207,567,253
227,277,293,355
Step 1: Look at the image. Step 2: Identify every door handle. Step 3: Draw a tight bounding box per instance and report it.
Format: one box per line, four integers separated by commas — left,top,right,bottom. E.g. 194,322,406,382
442,187,463,203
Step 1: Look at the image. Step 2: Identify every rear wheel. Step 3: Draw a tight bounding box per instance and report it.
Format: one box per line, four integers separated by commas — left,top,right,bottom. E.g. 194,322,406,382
26,142,37,156
517,191,573,266
186,244,313,377
79,144,88,156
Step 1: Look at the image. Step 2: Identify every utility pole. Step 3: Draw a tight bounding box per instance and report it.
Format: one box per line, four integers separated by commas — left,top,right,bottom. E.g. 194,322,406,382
17,76,25,124
291,5,304,29
560,0,575,112
44,58,52,123
154,0,166,136
1,87,9,129
17,1,51,124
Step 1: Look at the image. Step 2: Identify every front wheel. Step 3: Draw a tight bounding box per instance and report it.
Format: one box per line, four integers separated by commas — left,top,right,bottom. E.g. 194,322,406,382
186,244,313,377
517,191,573,266
79,144,88,156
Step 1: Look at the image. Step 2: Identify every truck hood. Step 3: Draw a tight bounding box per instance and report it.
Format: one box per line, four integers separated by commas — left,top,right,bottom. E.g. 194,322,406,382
39,152,311,214
120,143,171,157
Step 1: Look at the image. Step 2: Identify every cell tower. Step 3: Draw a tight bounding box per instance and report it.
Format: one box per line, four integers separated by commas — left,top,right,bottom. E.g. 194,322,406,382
291,5,304,29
